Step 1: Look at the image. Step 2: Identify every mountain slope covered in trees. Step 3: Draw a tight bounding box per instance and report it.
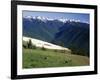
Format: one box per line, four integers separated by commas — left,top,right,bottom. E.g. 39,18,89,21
23,16,89,56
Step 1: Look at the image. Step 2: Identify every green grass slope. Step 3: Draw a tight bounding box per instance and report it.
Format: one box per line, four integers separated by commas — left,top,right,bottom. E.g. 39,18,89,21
23,48,89,68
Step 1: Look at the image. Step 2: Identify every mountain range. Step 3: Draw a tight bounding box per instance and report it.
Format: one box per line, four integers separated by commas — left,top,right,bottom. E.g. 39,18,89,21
23,16,89,56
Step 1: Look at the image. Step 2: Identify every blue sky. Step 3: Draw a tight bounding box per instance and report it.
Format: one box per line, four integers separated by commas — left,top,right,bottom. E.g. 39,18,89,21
23,11,90,23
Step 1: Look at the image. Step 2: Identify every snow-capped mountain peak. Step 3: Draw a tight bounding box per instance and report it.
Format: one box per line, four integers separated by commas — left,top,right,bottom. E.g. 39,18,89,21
35,16,49,22
36,16,45,20
58,18,68,23
24,16,81,23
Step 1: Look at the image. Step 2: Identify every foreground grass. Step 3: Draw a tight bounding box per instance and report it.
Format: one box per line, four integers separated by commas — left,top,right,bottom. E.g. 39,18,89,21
23,48,89,68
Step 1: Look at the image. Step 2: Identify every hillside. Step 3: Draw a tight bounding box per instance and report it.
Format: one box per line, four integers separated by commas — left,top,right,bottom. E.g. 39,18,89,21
22,37,89,68
23,16,89,56
23,48,89,68
23,16,64,42
52,22,89,56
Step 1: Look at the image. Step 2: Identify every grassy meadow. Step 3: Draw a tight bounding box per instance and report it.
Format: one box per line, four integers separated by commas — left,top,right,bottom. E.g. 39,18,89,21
22,47,89,68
